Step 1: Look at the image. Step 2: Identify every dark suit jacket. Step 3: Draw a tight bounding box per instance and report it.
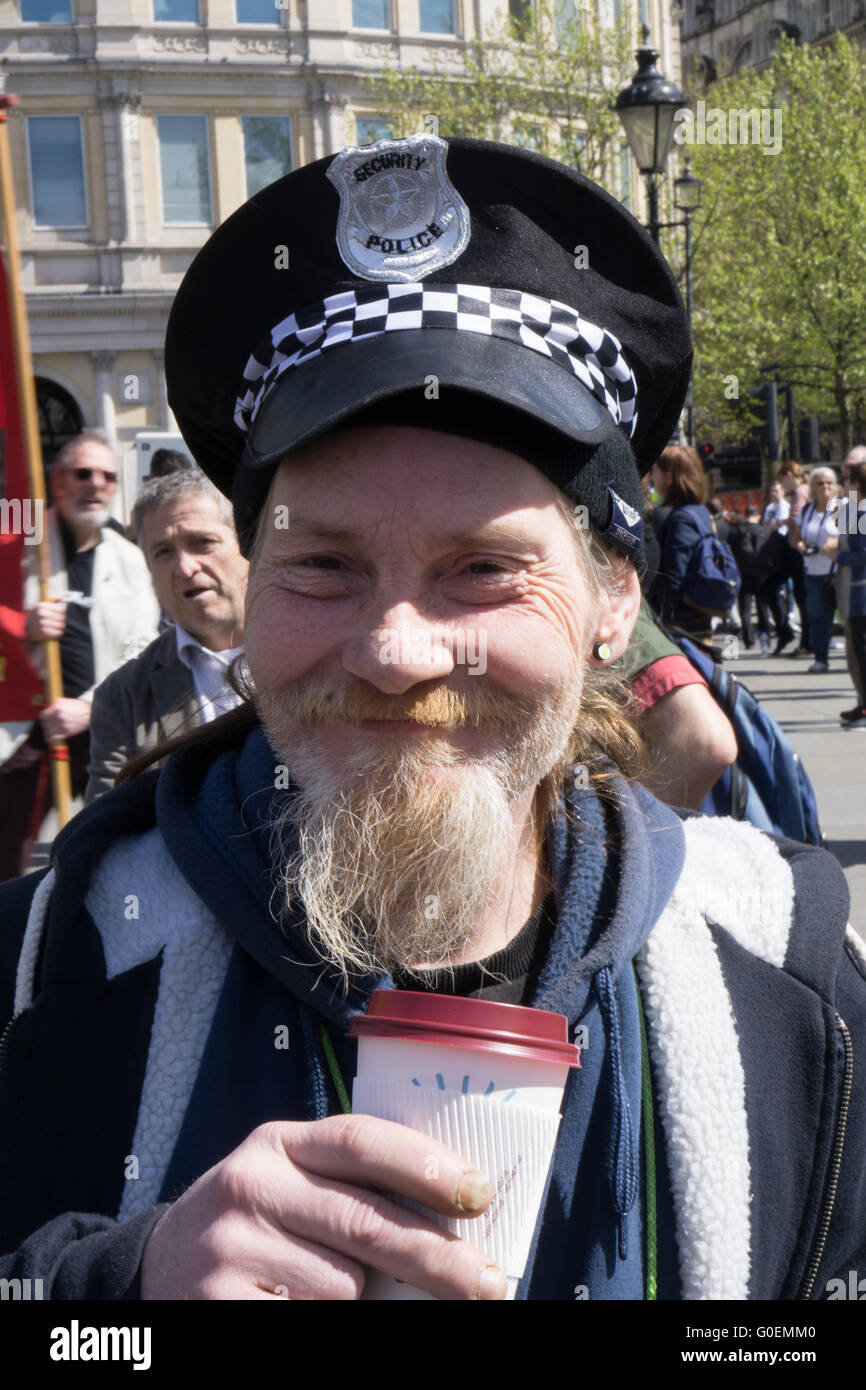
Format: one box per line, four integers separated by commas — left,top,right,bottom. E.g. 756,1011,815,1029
84,627,200,802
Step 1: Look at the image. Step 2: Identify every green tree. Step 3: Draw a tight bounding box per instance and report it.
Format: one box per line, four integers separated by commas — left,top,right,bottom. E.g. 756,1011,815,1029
362,0,636,192
683,34,866,454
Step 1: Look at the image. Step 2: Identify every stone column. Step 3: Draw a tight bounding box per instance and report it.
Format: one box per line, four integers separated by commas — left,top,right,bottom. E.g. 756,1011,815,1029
97,85,141,249
309,81,328,161
152,348,177,432
91,350,117,448
322,92,349,157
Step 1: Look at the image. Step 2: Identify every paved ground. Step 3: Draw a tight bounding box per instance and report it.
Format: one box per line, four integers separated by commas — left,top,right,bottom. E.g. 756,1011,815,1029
722,637,866,940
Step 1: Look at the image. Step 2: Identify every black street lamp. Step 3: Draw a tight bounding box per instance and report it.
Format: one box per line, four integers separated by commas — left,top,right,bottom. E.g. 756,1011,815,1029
673,160,702,446
615,25,685,244
616,36,701,443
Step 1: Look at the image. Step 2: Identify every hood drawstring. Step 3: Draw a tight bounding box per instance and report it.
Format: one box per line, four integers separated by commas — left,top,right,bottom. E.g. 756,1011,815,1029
594,965,639,1260
297,1003,330,1121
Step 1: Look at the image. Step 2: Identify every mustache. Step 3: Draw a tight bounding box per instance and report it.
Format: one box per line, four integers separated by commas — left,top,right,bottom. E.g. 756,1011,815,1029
263,675,542,733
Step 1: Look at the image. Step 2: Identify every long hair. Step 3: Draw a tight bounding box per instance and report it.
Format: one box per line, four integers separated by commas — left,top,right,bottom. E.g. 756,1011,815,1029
654,445,707,508
777,460,806,484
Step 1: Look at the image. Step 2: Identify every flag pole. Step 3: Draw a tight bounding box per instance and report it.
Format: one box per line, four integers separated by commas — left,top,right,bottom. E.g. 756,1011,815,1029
0,74,72,825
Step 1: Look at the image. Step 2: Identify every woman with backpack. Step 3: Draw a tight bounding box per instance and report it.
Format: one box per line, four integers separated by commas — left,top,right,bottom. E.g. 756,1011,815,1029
648,445,740,633
788,466,840,673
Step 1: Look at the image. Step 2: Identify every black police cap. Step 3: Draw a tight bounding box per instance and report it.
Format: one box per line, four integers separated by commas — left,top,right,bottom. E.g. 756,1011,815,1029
165,135,692,558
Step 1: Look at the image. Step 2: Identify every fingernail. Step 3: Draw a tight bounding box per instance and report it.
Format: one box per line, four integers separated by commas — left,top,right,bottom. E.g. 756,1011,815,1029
456,1168,490,1212
475,1264,508,1301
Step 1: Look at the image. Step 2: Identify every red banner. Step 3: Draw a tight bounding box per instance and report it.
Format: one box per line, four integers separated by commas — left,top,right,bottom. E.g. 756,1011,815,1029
715,489,765,516
0,246,43,720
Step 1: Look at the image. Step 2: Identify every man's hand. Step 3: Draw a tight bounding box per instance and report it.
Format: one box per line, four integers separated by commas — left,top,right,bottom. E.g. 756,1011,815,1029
39,697,91,742
25,600,66,642
140,1115,508,1301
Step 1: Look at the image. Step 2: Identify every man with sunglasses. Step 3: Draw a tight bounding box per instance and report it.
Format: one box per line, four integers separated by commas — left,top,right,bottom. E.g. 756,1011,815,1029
0,431,159,881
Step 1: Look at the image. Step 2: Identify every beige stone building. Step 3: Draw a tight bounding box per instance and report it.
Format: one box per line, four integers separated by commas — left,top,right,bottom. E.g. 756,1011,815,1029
1,0,679,516
681,0,866,78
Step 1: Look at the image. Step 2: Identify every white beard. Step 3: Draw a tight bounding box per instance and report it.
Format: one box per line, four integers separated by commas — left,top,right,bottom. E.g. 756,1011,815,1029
69,501,110,529
256,672,583,986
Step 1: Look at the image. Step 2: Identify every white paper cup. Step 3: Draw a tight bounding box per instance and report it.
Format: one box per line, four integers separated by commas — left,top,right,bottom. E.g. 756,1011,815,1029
347,990,580,1300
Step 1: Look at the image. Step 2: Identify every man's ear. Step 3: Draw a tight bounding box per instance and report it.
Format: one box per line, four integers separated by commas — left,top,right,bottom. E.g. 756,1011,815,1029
590,560,642,664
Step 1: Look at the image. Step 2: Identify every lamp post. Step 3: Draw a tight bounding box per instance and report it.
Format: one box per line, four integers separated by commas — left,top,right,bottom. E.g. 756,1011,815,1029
615,26,685,245
616,37,701,444
674,160,701,445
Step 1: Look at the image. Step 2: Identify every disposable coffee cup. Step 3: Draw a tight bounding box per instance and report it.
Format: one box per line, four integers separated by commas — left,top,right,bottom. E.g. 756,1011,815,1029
348,990,580,1300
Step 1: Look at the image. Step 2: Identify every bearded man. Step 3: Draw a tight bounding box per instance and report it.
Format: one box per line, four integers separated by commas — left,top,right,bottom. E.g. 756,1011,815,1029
0,137,864,1304
0,430,160,880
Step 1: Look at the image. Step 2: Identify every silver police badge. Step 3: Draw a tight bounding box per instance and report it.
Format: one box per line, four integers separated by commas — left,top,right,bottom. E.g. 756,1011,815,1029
326,133,470,283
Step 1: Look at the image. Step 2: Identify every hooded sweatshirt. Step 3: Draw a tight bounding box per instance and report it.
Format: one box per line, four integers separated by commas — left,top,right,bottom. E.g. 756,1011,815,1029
0,725,863,1300
142,727,689,1299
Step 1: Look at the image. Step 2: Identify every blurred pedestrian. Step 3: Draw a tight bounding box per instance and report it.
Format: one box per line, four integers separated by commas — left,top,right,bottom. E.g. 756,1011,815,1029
706,495,733,545
86,470,248,800
763,479,790,533
788,466,840,672
835,459,866,727
144,448,193,482
648,445,740,633
729,505,784,651
841,444,866,490
760,482,794,651
0,431,160,880
777,462,811,655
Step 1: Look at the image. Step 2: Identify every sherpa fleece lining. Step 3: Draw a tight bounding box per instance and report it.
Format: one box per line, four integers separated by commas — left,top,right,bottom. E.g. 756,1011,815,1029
17,814,809,1296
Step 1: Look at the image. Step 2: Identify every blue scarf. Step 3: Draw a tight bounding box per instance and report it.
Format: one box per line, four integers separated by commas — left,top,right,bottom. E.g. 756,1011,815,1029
151,727,687,1299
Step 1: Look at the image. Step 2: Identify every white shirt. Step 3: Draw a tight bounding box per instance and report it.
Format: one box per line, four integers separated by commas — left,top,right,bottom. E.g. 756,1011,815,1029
175,623,245,724
799,502,838,577
762,498,790,535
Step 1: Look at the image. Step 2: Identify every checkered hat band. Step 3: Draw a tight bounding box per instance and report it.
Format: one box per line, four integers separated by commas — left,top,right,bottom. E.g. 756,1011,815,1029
233,283,638,440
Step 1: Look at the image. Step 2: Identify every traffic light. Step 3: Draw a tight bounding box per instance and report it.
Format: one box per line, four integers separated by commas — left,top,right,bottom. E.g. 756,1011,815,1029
799,417,820,462
698,441,715,467
749,382,779,462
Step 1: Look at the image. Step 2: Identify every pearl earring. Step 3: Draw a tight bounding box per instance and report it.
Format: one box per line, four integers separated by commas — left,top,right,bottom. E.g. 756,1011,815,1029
592,641,613,662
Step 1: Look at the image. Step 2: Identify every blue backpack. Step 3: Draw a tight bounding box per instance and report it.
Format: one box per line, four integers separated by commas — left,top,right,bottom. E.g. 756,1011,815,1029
675,632,824,846
678,506,741,617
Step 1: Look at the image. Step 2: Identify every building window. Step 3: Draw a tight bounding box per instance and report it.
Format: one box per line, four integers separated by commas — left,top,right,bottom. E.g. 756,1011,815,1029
20,0,72,19
157,115,211,224
562,129,587,171
614,0,645,25
352,0,389,27
37,379,84,470
153,0,199,18
27,116,87,228
513,124,543,151
419,0,456,31
509,0,532,20
243,116,293,197
555,0,576,37
236,0,280,21
355,117,394,144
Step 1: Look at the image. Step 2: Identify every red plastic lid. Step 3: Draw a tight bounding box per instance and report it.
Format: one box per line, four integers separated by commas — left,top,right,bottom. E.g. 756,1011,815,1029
348,990,580,1068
